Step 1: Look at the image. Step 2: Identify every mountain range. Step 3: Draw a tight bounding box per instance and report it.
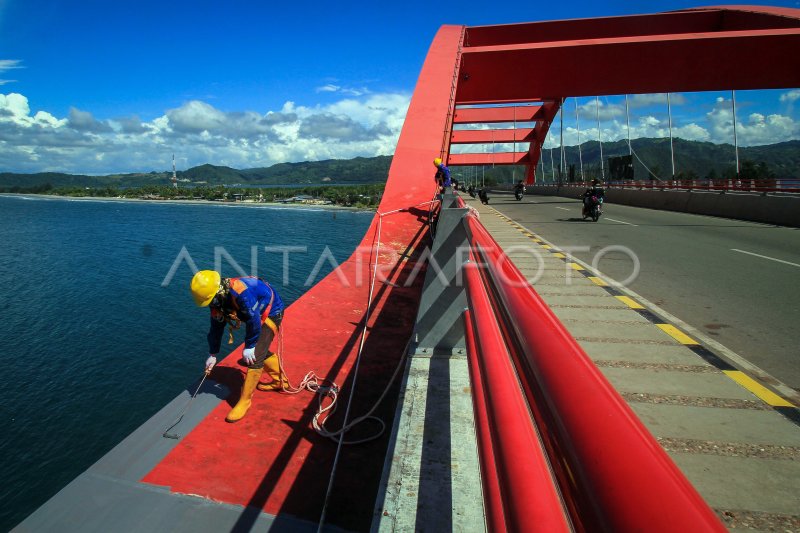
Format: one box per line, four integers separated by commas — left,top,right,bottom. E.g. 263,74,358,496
0,156,393,189
1,138,798,189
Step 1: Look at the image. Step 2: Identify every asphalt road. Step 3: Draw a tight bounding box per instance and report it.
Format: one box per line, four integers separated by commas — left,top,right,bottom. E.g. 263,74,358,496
488,192,800,391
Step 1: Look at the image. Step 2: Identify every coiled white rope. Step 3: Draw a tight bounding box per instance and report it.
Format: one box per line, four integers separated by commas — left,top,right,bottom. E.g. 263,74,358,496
271,197,439,444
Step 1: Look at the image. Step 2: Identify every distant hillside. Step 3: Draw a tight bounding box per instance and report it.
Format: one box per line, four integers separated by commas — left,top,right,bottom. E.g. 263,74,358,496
0,156,393,189
240,157,394,185
1,139,798,189
479,138,800,184
564,138,800,181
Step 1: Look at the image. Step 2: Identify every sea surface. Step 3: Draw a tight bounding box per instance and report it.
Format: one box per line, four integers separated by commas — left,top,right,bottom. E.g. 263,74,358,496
0,194,372,530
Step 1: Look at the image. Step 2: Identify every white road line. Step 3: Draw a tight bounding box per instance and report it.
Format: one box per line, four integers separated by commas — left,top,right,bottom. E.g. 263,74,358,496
606,217,638,226
731,248,800,268
555,207,570,211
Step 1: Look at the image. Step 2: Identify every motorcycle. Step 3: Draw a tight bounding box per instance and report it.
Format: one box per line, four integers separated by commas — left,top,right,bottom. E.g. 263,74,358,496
514,186,525,201
583,195,602,222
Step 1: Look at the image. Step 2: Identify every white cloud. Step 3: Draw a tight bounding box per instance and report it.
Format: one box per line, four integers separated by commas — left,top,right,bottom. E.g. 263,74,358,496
0,93,30,119
628,93,686,107
0,60,23,86
315,83,370,97
0,90,410,174
0,60,23,72
574,99,624,121
3,89,795,174
670,123,709,141
779,89,800,103
166,100,227,133
34,111,66,128
706,97,800,145
541,93,796,148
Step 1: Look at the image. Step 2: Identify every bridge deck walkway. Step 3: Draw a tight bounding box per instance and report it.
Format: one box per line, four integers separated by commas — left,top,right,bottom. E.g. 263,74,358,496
465,194,800,532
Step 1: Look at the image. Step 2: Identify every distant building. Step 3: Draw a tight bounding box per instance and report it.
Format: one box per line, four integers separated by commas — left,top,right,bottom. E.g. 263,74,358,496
279,194,320,204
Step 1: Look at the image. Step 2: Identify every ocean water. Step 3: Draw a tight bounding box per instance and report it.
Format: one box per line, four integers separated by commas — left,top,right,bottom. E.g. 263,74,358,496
0,195,372,530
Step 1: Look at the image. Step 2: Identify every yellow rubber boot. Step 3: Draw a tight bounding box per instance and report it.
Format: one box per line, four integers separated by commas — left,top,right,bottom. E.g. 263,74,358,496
257,353,287,391
226,367,263,423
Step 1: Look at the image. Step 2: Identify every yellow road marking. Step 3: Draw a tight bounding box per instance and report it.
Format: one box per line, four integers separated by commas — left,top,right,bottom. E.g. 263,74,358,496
552,253,566,259
531,238,542,243
657,324,699,345
541,244,552,250
568,262,584,271
724,371,795,407
588,276,608,286
522,232,534,237
615,295,644,309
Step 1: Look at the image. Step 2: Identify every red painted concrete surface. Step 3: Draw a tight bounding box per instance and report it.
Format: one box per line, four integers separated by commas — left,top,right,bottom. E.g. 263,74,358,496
141,26,464,531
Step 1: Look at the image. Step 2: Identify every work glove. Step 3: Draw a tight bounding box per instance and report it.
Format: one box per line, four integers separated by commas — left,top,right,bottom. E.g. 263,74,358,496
205,355,217,374
242,347,256,365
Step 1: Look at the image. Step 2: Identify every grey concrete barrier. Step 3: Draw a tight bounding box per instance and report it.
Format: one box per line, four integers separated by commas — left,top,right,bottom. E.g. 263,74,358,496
526,185,800,227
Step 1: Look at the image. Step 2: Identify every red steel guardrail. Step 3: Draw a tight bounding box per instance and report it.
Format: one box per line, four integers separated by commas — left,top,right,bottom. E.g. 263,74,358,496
463,308,508,532
536,178,800,193
462,265,571,533
463,213,725,532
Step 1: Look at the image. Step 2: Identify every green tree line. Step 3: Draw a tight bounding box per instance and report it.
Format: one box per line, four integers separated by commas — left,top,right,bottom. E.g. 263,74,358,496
0,183,385,208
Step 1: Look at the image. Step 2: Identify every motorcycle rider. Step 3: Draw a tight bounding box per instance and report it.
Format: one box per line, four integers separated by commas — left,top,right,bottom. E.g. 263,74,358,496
514,180,526,200
582,178,605,217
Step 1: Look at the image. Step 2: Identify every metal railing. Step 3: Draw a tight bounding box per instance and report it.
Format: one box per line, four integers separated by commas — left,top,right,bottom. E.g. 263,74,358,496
537,178,800,193
463,266,571,532
461,212,725,531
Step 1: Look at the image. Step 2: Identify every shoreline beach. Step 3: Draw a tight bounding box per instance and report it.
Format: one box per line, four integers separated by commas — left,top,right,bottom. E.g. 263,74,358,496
0,193,376,211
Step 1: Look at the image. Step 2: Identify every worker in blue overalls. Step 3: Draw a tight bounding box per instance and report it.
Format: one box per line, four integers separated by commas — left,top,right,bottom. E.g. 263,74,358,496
434,157,452,195
190,270,286,423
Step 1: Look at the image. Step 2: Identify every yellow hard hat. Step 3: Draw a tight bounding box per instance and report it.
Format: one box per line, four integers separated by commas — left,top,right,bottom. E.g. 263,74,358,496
433,158,442,166
191,270,221,307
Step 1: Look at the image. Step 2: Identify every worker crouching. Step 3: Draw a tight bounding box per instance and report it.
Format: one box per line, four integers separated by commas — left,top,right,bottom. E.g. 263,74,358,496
190,270,287,423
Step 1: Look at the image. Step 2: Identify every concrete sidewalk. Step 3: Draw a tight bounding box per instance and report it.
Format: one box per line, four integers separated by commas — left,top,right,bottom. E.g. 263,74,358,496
466,194,800,532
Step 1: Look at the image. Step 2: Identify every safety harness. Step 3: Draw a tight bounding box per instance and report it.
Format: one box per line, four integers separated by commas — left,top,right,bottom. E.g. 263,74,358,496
211,277,276,344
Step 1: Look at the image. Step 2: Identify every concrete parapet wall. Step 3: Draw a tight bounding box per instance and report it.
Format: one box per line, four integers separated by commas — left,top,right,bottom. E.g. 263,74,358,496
526,185,800,227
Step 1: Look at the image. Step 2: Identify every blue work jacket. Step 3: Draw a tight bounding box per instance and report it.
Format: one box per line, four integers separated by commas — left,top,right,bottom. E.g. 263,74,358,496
207,277,284,354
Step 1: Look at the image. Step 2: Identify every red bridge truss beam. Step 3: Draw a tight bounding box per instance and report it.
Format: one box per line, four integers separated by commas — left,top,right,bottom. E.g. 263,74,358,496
457,29,800,102
447,152,530,166
463,7,800,48
445,6,800,184
452,105,545,124
450,128,536,144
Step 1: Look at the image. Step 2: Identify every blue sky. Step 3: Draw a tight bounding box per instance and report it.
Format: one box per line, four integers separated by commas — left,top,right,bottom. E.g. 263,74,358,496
1,0,798,174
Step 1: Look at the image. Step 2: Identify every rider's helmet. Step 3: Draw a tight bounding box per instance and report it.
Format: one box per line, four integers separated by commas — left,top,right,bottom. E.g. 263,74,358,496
433,158,442,167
